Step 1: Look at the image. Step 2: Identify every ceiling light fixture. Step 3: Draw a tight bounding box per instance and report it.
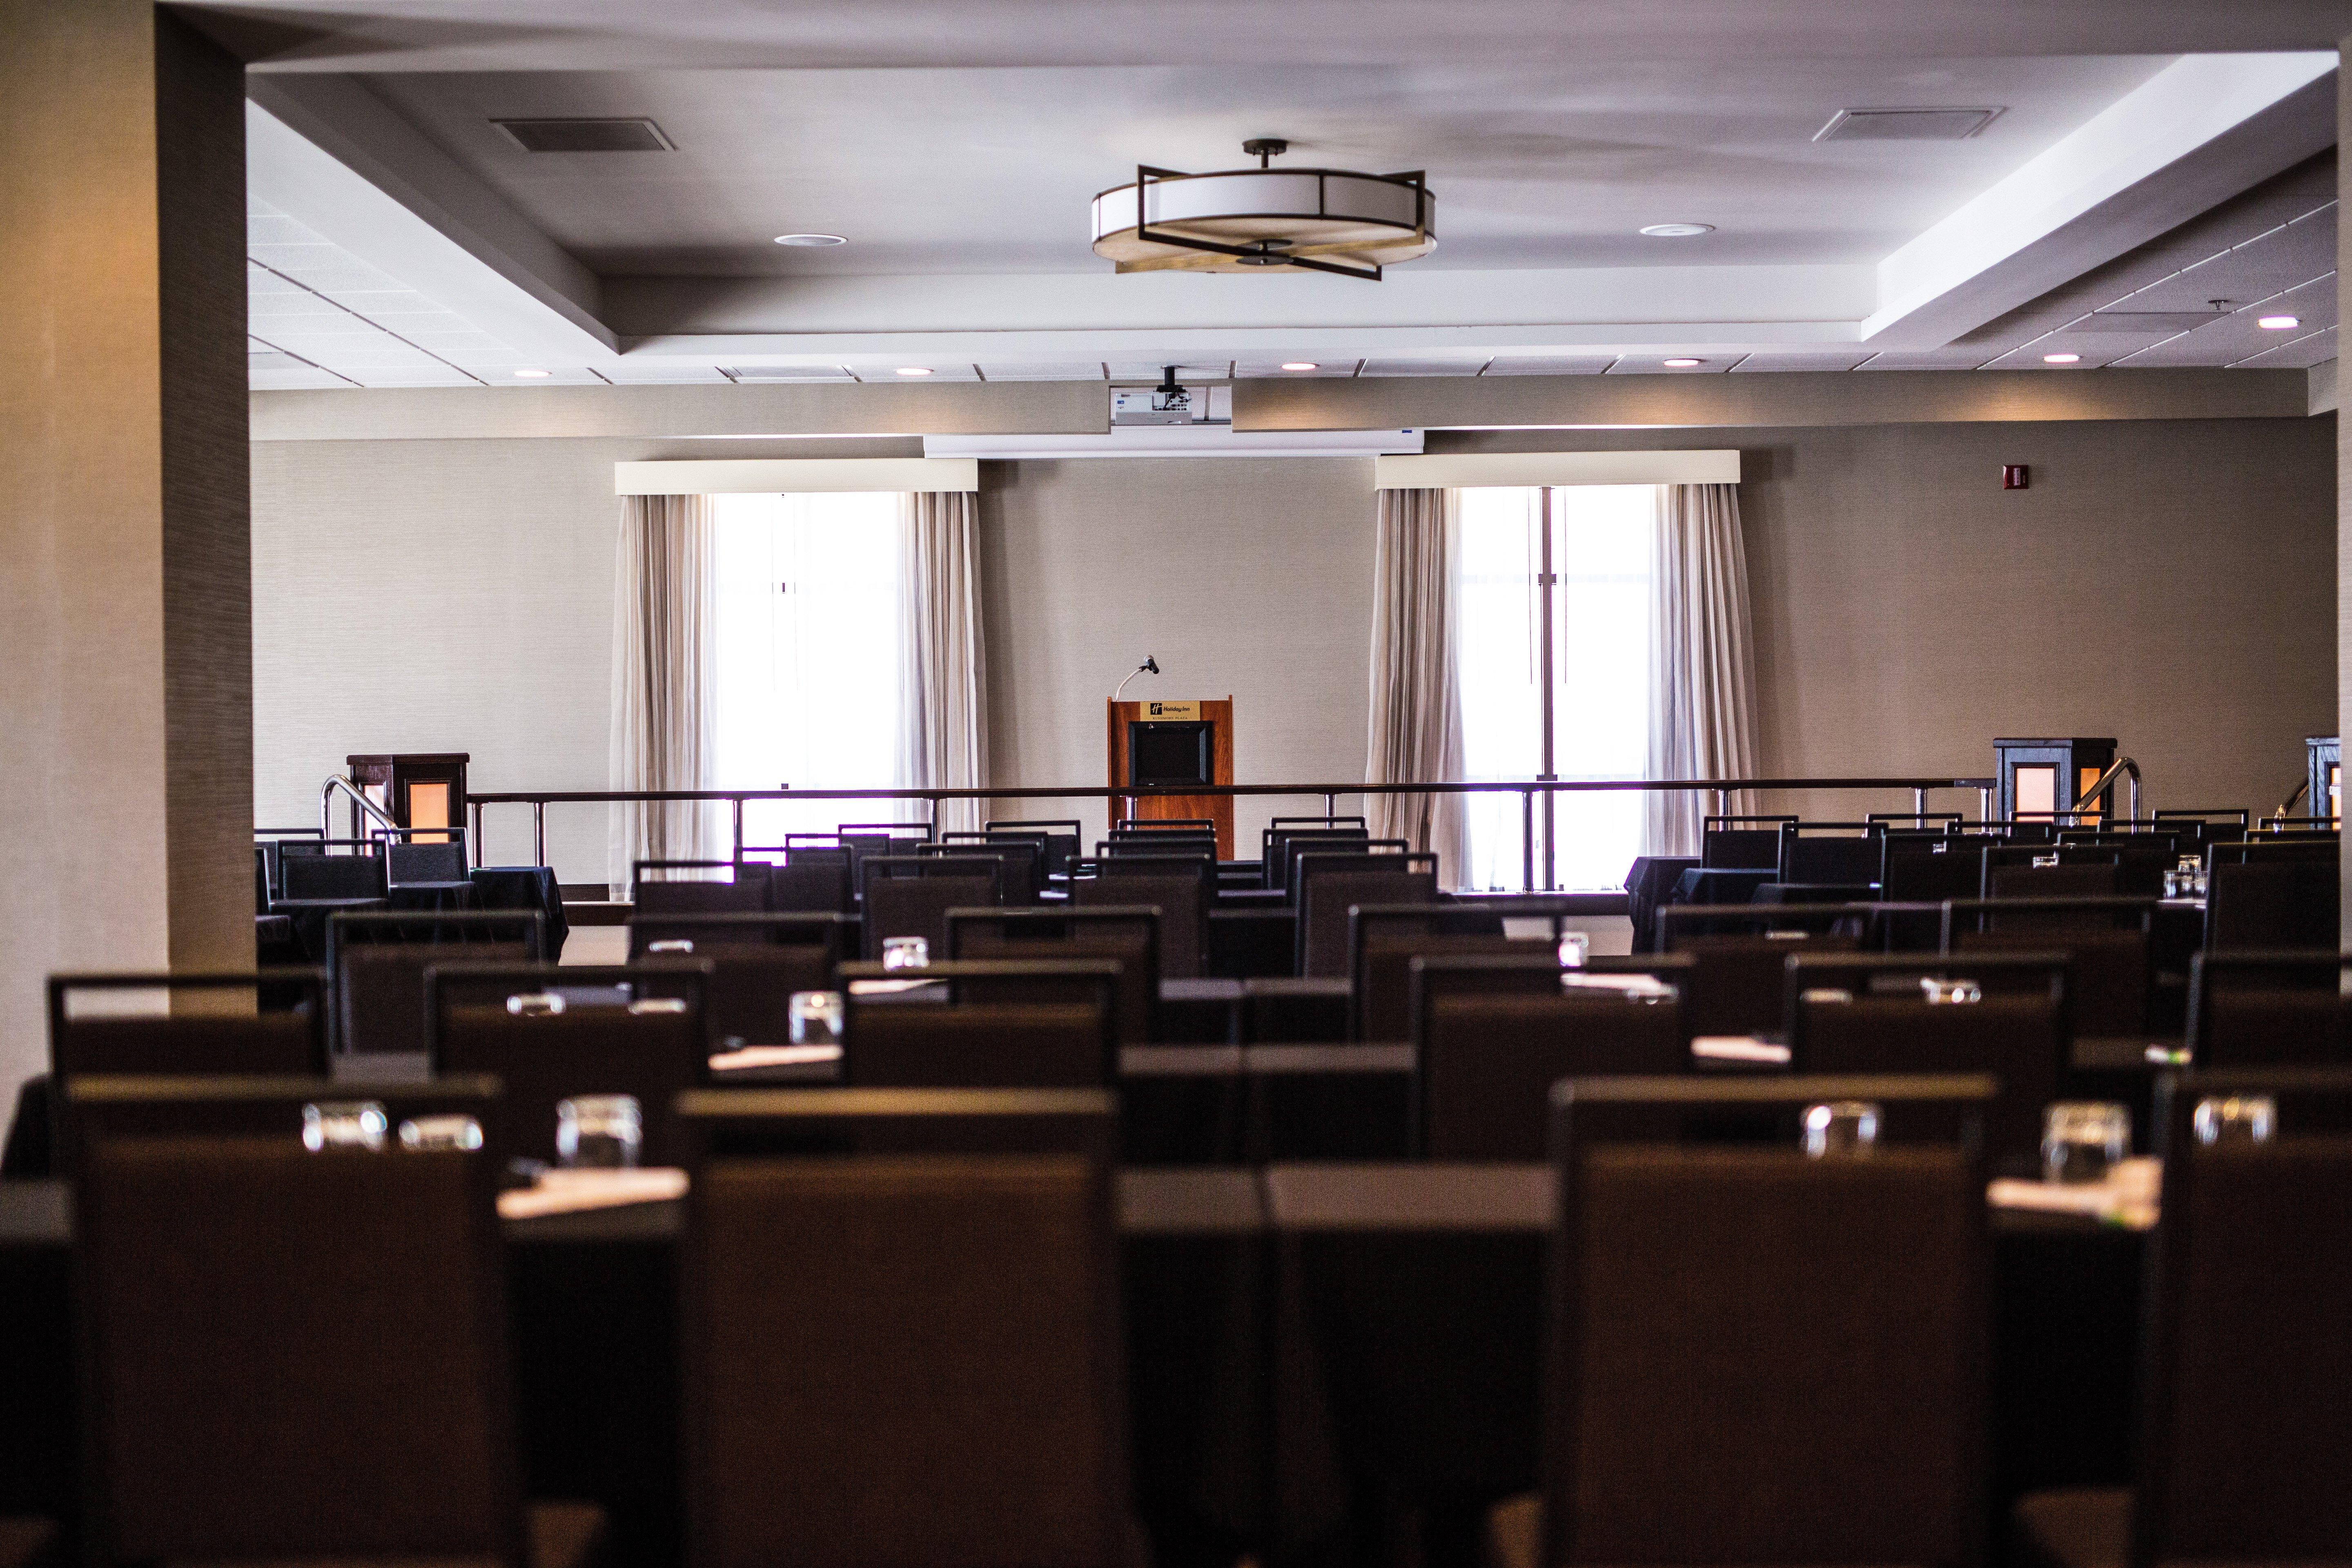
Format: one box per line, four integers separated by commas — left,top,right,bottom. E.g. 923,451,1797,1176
2258,314,2301,330
895,367,934,376
512,368,551,378
1093,138,1434,282
1280,361,1321,371
1640,223,1715,238
774,233,847,246
2042,353,2081,364
1662,358,1705,368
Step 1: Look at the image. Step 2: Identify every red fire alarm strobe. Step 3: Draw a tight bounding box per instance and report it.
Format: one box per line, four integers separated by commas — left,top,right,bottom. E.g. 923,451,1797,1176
2002,465,2029,490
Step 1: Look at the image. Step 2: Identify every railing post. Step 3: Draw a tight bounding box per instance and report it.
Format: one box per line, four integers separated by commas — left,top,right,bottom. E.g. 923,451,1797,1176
1521,789,1535,893
532,802,547,871
1980,786,1993,821
1543,784,1557,891
469,801,485,866
731,797,744,863
1324,791,1336,820
1912,786,1927,818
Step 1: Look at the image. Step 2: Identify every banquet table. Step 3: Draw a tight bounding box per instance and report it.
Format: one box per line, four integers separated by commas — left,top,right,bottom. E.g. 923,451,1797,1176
0,1166,2140,1568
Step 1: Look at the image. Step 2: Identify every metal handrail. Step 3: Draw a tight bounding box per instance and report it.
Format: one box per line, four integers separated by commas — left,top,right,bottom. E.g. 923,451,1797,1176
320,775,400,842
464,774,1999,892
2071,756,2141,821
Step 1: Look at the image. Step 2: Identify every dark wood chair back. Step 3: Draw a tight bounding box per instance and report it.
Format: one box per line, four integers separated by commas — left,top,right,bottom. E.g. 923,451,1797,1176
1419,988,1684,1158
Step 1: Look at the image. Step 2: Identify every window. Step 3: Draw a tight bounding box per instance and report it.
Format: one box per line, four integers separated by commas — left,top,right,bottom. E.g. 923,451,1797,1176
1457,485,1655,891
712,492,902,853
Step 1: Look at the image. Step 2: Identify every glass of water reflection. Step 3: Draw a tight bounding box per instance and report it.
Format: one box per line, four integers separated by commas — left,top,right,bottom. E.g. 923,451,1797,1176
2193,1094,2276,1147
789,990,845,1046
2042,1102,2130,1184
398,1114,484,1153
1801,1100,1881,1158
881,935,930,971
302,1100,388,1152
556,1095,643,1169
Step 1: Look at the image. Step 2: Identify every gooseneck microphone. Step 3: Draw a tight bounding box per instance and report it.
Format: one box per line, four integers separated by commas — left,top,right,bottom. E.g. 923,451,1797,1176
1111,655,1161,702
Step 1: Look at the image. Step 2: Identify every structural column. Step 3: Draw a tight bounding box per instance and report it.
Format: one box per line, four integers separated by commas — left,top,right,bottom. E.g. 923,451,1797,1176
0,1,252,1091
2341,44,2352,950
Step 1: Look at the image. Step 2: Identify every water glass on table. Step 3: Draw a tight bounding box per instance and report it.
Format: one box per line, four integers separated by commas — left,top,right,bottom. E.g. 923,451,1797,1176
2042,1102,2130,1184
789,989,845,1046
2194,1094,2276,1146
882,935,930,971
1802,1100,1881,1158
303,1100,388,1152
556,1094,643,1169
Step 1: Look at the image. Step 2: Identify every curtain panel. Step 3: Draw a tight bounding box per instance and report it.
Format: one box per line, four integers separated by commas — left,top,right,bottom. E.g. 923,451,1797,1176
608,493,721,894
1365,486,1471,888
1645,482,1762,857
898,490,990,836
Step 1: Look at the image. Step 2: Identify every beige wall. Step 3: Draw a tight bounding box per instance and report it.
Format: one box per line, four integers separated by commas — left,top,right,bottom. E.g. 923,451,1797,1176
249,414,2336,899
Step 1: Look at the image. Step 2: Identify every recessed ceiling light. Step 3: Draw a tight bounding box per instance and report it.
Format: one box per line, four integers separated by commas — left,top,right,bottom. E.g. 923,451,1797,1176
2042,352,2081,364
774,233,848,247
1280,361,1320,371
512,368,551,378
2258,314,2301,330
1640,223,1715,238
1662,357,1705,368
894,367,933,376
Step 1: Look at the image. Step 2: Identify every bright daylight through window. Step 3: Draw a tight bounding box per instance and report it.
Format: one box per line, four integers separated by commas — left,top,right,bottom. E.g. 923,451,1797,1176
713,492,902,854
1457,485,1655,891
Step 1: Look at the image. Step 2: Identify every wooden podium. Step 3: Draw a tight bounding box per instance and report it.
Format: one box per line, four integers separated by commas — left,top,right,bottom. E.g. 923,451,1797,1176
1107,697,1234,858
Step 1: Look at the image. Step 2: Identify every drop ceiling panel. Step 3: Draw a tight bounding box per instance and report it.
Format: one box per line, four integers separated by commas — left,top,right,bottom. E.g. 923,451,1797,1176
1857,347,1998,370
1235,360,1362,377
1359,356,1490,377
1604,355,1735,373
846,363,982,382
2108,205,2336,312
2114,273,2337,366
977,363,1106,380
250,366,356,391
2228,324,2338,369
1728,352,1875,372
1980,329,2181,369
1481,356,1618,375
1107,362,1232,381
598,362,733,383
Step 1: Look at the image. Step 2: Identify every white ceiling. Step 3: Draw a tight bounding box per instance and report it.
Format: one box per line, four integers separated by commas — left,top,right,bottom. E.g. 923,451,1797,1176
216,0,2347,392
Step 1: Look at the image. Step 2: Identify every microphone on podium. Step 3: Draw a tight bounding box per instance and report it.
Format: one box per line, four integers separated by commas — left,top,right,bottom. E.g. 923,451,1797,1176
1111,655,1160,702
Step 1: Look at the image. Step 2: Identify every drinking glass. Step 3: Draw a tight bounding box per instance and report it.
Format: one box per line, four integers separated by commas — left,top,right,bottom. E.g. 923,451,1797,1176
789,990,845,1046
1556,932,1590,970
882,935,930,971
2193,1094,2276,1146
1802,1100,1881,1158
302,1099,388,1153
2043,1102,2131,1184
556,1095,643,1169
1919,978,1982,1005
505,991,566,1016
398,1114,484,1152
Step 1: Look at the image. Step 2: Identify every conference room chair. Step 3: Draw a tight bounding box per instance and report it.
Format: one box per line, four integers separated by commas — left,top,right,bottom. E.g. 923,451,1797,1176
677,1089,1131,1568
327,909,544,1056
2183,951,2352,1068
1788,950,2071,1169
1295,850,1438,978
1100,835,1220,867
983,818,1084,879
628,912,855,1052
65,1071,507,1151
1700,814,1794,871
1416,985,1686,1158
277,842,388,900
49,971,327,1083
71,1079,606,1568
0,1521,53,1568
1776,821,1886,888
1488,1075,1993,1568
765,846,855,913
1350,901,1611,1039
2012,1068,2352,1568
1263,825,1371,890
839,960,1118,1088
946,906,1160,1045
633,860,770,915
1658,907,1864,1038
860,854,1003,960
427,962,709,1173
1075,855,1211,977
254,829,325,903
387,835,470,886
1941,897,2154,1039
1407,953,1698,1051
1881,836,1999,906
923,837,1044,904
1987,858,2119,902
2204,859,2339,953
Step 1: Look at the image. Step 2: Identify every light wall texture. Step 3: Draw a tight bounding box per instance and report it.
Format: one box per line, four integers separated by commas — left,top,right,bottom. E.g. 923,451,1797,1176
251,414,2336,896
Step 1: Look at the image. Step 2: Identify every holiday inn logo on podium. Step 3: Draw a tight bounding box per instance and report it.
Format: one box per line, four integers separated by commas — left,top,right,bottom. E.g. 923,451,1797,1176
1145,700,1200,720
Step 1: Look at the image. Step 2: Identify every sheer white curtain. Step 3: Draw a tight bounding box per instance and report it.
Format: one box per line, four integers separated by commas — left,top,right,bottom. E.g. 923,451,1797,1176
608,493,721,894
1364,486,1471,888
1645,482,1761,856
897,490,990,836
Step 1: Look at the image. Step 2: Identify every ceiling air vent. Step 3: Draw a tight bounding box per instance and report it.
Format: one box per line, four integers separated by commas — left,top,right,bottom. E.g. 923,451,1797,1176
493,117,674,153
1814,107,2002,143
